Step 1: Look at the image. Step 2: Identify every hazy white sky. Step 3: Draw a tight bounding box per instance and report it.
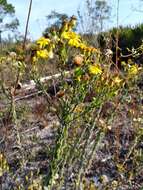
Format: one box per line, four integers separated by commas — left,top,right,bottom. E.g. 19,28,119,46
6,0,143,40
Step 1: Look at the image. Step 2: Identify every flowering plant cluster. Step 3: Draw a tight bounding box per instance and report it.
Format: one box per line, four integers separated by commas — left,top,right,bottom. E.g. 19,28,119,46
0,15,143,190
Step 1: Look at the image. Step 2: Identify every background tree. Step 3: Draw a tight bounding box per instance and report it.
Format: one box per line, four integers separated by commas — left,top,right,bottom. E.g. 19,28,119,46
0,0,19,43
43,10,69,36
77,0,111,48
77,0,111,34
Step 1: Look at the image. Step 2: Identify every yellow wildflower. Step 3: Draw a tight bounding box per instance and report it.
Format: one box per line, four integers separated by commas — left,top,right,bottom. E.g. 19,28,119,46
68,39,80,47
128,65,138,76
62,31,81,47
62,31,80,41
74,103,84,113
79,43,87,50
83,46,100,53
111,76,122,87
32,56,38,63
36,49,49,59
36,37,50,49
89,64,102,75
62,31,100,53
114,76,122,84
61,31,68,39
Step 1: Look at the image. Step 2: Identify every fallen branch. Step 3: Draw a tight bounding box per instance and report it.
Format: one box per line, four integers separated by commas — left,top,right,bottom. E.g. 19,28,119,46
19,71,71,91
15,70,72,100
14,91,42,102
0,71,72,110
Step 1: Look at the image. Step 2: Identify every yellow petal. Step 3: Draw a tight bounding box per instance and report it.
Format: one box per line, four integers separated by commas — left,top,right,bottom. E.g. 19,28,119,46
36,37,50,48
89,65,102,75
128,65,138,75
36,49,49,59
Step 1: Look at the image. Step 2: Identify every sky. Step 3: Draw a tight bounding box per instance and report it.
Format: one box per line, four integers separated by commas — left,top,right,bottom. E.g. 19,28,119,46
5,0,143,40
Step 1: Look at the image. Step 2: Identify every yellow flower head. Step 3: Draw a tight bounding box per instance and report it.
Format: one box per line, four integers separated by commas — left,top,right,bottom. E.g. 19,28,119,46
36,37,50,49
36,49,49,59
128,65,138,76
74,103,84,113
62,31,80,40
68,39,80,47
79,43,87,50
89,64,102,75
32,56,38,63
114,76,122,84
111,76,122,86
62,31,81,48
